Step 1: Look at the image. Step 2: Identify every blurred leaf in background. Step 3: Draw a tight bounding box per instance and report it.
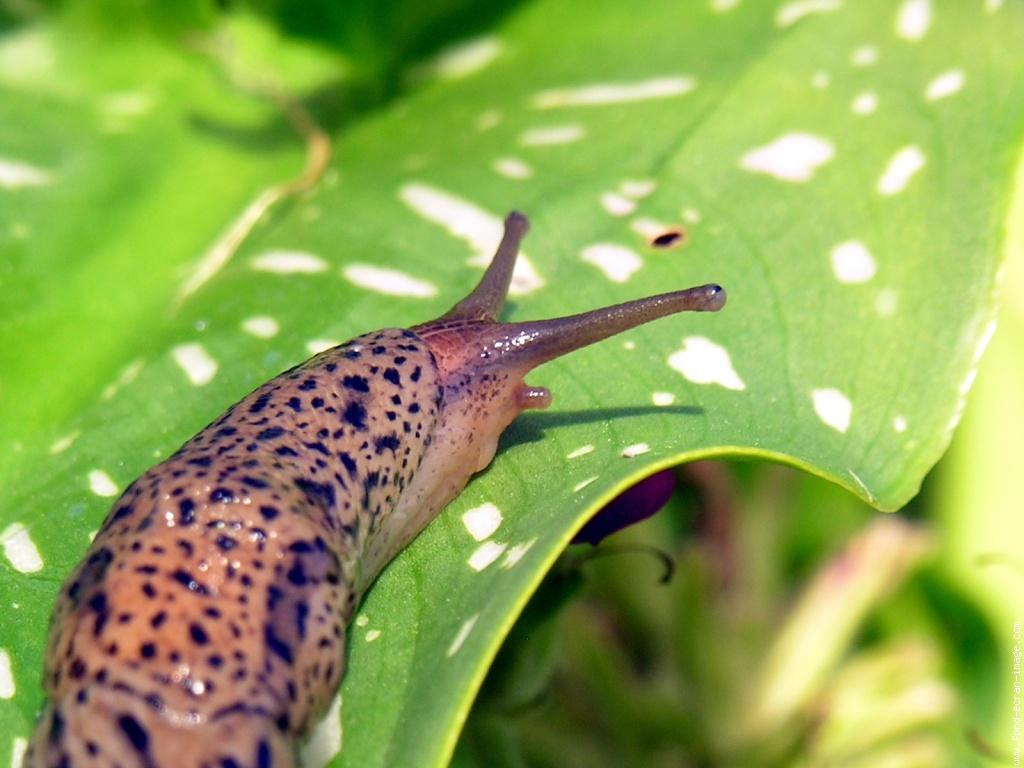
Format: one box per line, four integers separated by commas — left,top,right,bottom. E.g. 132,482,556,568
1,0,1022,766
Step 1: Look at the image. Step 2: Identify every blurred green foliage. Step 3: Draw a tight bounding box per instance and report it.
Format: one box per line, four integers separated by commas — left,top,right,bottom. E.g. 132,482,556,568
456,460,1007,768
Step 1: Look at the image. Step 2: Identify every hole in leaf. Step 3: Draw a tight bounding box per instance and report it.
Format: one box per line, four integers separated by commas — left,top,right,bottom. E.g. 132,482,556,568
650,229,686,249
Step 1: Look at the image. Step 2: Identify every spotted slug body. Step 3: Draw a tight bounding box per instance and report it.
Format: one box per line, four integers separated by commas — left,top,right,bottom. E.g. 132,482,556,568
28,213,725,767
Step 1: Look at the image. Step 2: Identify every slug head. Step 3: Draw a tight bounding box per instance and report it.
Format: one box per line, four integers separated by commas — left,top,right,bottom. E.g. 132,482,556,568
360,213,724,584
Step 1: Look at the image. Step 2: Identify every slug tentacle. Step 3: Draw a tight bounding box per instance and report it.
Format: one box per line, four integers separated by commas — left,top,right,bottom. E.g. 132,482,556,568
29,211,724,766
468,281,725,373
413,213,724,375
412,211,724,385
438,211,529,323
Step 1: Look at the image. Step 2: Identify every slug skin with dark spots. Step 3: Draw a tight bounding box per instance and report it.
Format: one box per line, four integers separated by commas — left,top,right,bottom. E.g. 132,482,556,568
28,213,725,766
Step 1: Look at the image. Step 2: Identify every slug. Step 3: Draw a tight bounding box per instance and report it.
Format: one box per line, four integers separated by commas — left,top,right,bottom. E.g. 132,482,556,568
27,212,725,767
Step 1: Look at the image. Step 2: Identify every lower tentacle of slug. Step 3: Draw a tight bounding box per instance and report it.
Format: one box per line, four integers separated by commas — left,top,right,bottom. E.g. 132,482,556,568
29,212,724,764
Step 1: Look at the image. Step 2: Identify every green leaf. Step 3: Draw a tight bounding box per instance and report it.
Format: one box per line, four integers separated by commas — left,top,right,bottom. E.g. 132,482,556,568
932,149,1024,753
1,1,1021,765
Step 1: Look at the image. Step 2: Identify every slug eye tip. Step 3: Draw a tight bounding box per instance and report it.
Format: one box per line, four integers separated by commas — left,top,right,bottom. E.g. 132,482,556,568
705,284,727,311
505,211,530,234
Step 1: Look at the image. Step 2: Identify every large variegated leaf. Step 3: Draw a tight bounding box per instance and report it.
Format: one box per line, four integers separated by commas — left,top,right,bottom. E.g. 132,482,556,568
1,1,1020,765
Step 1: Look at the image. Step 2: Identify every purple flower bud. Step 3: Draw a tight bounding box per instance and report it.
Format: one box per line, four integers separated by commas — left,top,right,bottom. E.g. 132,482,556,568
571,470,676,545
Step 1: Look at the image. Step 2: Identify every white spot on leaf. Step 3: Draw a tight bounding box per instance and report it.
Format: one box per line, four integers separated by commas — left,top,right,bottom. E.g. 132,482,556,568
49,431,80,455
492,157,533,180
652,391,676,406
412,36,502,81
502,538,537,568
341,264,438,298
574,476,598,492
301,693,342,768
567,445,594,459
682,207,702,224
896,0,932,41
925,69,965,101
100,91,156,132
0,27,55,83
355,615,369,627
462,503,502,542
102,358,144,400
102,91,155,117
851,91,878,115
877,145,926,195
88,469,118,498
399,183,498,259
740,133,834,182
599,192,637,217
811,388,852,432
0,158,51,189
668,336,746,390
1,524,43,573
306,339,341,355
475,110,502,131
630,217,674,239
830,241,876,283
619,179,656,198
875,288,899,317
850,45,879,66
533,76,697,108
172,342,218,386
241,315,279,338
811,70,830,89
776,0,842,28
581,243,643,283
0,650,13,698
365,629,381,642
250,250,327,274
711,0,741,11
893,415,908,432
622,443,650,458
468,541,507,571
519,124,585,146
399,182,543,295
446,614,479,657
11,737,27,768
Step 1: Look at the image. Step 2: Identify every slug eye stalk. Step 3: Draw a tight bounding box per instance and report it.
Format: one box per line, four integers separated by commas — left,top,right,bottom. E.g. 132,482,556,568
417,211,726,373
438,211,532,323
